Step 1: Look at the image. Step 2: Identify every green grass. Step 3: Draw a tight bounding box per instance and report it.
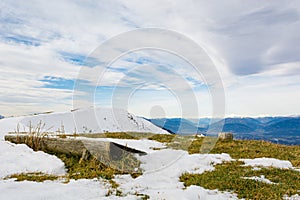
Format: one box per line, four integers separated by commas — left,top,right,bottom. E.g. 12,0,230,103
186,137,300,167
148,134,300,167
54,152,117,180
7,172,59,182
212,139,300,167
53,151,142,180
148,134,200,151
148,134,175,143
77,132,156,140
180,161,300,200
182,138,300,200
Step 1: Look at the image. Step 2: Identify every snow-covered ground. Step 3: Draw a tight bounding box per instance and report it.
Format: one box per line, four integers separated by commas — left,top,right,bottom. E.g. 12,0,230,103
240,158,293,169
0,109,299,199
114,150,238,199
0,141,65,179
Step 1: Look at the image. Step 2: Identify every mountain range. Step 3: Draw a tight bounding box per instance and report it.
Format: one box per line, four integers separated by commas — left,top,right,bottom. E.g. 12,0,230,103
147,116,300,145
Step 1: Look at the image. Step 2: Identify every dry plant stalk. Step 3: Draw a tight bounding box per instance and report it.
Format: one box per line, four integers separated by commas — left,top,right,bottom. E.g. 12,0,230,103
15,121,49,151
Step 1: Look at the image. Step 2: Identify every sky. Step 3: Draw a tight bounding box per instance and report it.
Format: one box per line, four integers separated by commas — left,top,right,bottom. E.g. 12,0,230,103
0,0,300,118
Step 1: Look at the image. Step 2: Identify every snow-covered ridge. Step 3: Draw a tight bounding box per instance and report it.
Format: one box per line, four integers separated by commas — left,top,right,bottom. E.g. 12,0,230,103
2,107,169,135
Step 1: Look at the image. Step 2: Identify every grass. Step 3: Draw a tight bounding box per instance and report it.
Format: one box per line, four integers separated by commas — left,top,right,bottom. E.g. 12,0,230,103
212,139,300,167
7,172,59,182
78,132,156,140
148,134,175,143
51,149,142,181
183,137,300,167
180,161,300,200
53,152,117,181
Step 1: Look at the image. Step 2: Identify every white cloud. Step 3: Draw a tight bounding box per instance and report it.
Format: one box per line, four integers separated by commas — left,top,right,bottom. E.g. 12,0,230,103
0,0,299,117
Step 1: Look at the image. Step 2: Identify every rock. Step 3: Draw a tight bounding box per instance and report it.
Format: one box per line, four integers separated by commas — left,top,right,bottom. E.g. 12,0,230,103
218,132,233,140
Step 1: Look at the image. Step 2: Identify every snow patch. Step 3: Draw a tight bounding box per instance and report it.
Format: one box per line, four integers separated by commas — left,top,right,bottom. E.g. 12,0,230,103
0,141,66,178
114,150,235,199
0,178,137,200
240,157,293,169
283,194,300,200
242,175,276,184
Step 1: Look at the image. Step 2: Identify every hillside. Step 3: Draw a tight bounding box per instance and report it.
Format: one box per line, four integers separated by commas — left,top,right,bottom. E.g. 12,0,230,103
3,108,169,135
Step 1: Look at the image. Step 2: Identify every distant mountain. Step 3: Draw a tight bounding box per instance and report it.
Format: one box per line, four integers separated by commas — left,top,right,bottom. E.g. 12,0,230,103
264,118,300,134
188,118,212,128
147,118,204,134
210,118,262,133
148,116,300,145
255,117,284,124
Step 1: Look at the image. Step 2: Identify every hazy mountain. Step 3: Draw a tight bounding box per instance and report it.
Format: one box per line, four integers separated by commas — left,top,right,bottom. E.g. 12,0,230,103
148,116,300,145
147,118,204,134
264,118,300,134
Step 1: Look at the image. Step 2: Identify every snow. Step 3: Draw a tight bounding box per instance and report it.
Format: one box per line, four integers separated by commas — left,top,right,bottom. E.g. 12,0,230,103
283,194,300,200
0,141,66,178
240,157,293,169
5,107,168,134
0,178,138,200
0,117,66,179
114,150,237,199
0,116,25,138
242,175,276,184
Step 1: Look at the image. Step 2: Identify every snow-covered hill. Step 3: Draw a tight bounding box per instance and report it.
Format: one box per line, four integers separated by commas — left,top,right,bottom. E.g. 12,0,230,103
1,107,169,135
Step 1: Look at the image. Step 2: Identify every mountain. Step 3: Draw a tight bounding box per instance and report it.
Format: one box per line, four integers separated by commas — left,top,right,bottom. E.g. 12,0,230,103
5,108,168,134
147,118,204,134
188,118,212,128
209,118,262,133
148,116,300,145
263,118,300,134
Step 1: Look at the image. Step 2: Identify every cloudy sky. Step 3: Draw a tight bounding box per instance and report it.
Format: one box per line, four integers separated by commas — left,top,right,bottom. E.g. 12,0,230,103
1,0,300,118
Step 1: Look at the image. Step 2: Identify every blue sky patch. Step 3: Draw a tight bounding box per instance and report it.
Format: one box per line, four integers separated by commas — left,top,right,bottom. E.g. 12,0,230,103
2,35,41,46
40,76,76,90
125,56,160,65
59,51,102,67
